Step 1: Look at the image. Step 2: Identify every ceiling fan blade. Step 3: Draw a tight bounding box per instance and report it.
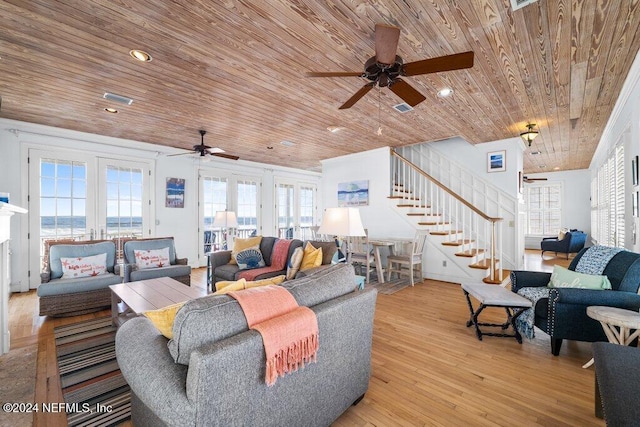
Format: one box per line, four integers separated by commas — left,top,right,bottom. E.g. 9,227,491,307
305,71,362,77
389,78,426,107
375,23,400,65
166,151,195,157
211,152,240,161
339,83,374,109
403,51,474,76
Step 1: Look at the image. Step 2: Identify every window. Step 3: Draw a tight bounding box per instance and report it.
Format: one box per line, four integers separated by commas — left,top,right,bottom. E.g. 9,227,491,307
591,144,624,246
524,183,562,235
237,179,259,239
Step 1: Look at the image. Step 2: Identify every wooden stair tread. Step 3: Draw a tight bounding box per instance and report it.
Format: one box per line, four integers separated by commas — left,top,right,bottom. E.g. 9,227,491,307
418,221,449,226
430,230,462,236
407,213,426,216
455,249,485,257
442,239,474,246
482,269,511,284
397,204,427,208
469,259,499,269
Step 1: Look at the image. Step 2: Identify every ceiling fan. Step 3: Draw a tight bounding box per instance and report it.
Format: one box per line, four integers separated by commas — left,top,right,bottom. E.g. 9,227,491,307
168,130,239,160
306,23,474,109
523,176,548,183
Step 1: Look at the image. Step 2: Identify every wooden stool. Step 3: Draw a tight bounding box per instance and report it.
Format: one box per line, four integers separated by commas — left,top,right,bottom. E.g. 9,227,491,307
582,306,640,368
462,282,532,343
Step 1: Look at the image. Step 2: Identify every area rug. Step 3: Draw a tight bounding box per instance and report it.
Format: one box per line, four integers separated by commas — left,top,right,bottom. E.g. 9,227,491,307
0,343,37,427
54,317,130,427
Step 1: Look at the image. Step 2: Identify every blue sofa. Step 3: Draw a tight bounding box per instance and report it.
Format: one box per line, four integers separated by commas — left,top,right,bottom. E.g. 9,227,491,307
540,230,587,259
122,237,191,285
38,240,122,316
511,246,640,355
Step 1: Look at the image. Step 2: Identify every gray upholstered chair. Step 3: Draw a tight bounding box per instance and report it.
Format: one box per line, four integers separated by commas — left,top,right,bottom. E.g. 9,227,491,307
122,237,191,285
38,240,122,316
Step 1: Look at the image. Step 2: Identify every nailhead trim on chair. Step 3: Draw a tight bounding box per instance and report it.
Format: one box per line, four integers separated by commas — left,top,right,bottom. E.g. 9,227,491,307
547,289,560,335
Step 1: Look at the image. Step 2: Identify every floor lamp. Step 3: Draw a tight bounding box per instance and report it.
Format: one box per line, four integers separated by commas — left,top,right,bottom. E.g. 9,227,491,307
317,207,366,263
212,210,238,250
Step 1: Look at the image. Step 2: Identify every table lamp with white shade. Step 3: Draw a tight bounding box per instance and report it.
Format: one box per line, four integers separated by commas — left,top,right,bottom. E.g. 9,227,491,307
212,210,238,250
317,207,366,262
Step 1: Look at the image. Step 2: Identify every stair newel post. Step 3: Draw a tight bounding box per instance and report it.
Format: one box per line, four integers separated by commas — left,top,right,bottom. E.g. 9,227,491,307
490,220,497,282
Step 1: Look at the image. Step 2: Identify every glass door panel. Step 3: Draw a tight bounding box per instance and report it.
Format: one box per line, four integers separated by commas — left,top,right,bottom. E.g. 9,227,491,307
98,158,151,259
275,180,318,239
237,179,259,239
202,176,228,257
28,150,96,287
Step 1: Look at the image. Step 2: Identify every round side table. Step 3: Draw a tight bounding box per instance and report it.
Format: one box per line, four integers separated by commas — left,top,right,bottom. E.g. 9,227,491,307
583,306,640,368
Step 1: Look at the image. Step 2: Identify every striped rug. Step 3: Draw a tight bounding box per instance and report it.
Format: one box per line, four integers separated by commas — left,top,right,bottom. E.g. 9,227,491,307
365,272,412,295
54,317,130,427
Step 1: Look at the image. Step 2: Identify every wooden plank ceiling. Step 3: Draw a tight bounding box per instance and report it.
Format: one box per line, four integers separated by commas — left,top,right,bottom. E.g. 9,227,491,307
1,0,639,173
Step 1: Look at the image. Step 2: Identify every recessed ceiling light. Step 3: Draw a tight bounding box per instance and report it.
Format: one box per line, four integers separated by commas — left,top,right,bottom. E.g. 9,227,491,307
437,88,454,98
104,107,118,113
327,126,345,133
554,166,560,170
539,164,546,169
129,49,152,62
280,140,295,147
530,150,542,155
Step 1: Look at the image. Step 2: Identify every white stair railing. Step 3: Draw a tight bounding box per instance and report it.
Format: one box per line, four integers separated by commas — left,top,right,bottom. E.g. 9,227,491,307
391,149,504,282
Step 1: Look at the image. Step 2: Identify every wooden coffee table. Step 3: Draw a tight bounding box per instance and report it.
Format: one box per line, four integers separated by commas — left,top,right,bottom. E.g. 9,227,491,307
110,277,206,327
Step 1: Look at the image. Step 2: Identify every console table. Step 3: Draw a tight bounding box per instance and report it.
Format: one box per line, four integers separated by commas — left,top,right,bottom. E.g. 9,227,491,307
0,202,28,354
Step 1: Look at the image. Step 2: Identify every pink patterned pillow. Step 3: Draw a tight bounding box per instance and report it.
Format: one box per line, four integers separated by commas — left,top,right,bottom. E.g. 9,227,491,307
134,247,171,269
60,253,108,279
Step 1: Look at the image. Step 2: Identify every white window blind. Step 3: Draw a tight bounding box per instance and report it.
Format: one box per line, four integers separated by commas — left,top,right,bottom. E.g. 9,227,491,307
591,144,624,247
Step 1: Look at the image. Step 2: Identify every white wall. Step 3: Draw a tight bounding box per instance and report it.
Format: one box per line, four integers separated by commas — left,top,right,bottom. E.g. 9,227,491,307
320,147,414,240
523,169,591,249
0,119,320,291
590,48,640,252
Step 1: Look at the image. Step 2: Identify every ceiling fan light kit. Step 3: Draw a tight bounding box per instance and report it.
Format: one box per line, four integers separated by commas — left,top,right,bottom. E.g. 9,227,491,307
167,130,239,160
520,123,539,146
306,23,474,109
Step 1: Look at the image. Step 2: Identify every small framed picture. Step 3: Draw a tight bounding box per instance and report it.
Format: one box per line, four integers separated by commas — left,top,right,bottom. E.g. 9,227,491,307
487,150,506,173
633,156,639,186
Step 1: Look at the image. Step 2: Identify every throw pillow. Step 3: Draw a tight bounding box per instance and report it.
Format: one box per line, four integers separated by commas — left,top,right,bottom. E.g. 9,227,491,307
134,247,171,269
214,278,247,294
547,265,612,290
60,253,108,279
143,302,185,339
300,241,323,271
230,236,262,265
246,275,285,289
286,247,304,280
558,228,568,240
235,246,266,270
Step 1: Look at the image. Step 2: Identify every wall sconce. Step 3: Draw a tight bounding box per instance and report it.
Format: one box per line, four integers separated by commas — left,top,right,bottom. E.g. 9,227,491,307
520,123,539,147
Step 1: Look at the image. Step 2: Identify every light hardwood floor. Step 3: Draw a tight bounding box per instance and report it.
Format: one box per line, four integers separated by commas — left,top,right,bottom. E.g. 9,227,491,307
8,250,604,426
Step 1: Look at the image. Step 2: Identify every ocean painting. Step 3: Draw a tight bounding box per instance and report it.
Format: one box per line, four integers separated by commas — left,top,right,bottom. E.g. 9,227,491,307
487,150,506,172
338,180,369,206
166,177,185,208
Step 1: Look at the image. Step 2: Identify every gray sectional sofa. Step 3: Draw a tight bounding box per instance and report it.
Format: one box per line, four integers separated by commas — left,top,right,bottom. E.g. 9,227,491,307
116,263,377,426
210,237,338,286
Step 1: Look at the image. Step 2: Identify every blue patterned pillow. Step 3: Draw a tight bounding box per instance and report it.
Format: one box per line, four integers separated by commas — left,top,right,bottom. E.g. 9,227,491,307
236,246,266,270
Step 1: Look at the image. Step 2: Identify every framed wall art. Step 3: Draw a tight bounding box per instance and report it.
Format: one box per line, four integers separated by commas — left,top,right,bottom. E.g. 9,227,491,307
487,150,506,173
166,177,185,208
337,180,369,206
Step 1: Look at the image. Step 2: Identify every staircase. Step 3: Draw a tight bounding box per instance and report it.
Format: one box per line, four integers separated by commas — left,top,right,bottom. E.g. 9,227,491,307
390,149,510,284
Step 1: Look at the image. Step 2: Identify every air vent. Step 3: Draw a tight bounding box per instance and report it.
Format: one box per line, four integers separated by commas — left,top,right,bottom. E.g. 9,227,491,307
510,0,538,11
103,92,134,105
392,103,414,113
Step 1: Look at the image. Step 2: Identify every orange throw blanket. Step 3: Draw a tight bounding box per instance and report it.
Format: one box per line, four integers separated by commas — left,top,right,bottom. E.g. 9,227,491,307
237,239,293,281
229,285,319,386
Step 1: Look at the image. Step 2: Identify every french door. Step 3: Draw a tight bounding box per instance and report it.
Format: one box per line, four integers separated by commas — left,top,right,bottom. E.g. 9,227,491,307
274,179,318,240
199,171,261,265
28,149,151,287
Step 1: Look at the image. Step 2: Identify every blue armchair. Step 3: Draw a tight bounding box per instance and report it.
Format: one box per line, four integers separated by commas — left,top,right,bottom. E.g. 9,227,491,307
511,247,640,355
541,230,587,259
123,237,191,285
